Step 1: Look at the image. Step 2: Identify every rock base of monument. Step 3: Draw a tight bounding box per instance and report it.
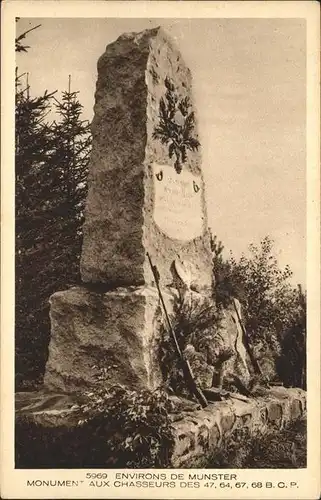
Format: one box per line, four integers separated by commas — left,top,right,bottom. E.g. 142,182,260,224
44,285,169,393
15,387,306,468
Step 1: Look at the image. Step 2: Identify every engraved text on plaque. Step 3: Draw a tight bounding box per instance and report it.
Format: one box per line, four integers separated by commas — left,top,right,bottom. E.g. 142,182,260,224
153,163,203,241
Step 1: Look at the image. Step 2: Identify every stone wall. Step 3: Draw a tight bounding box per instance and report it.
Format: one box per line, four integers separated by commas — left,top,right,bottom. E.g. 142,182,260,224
171,386,306,467
15,386,306,467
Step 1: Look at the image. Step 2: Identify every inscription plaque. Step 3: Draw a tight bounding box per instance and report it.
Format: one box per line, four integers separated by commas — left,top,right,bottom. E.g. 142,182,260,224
153,163,203,241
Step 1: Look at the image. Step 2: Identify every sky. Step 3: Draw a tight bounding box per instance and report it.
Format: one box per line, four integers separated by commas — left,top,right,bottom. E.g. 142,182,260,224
16,17,306,286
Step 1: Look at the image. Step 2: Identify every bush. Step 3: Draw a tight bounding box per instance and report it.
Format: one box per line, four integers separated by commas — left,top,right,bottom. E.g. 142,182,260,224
211,234,306,387
207,418,306,468
15,386,175,468
158,294,222,396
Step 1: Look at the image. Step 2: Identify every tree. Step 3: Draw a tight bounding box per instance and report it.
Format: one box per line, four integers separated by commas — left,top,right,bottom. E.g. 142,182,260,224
15,18,41,53
15,23,91,388
277,285,306,389
51,75,90,233
15,65,58,387
210,232,235,307
41,76,91,286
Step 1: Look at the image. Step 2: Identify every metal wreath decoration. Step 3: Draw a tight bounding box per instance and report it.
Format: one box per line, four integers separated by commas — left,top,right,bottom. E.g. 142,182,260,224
152,77,200,174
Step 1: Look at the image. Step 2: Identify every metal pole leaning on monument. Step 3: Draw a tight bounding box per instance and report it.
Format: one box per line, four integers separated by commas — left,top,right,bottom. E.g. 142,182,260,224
147,252,208,408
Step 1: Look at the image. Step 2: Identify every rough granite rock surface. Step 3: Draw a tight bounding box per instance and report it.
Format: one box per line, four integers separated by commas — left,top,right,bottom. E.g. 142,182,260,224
216,300,252,387
80,27,213,293
44,286,166,393
45,28,216,393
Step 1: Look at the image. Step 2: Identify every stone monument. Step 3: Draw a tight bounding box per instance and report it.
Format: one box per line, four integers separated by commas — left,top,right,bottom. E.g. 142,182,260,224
16,28,306,473
44,27,214,394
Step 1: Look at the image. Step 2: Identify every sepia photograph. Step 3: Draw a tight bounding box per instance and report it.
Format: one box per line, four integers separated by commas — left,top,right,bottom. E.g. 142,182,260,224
1,2,320,499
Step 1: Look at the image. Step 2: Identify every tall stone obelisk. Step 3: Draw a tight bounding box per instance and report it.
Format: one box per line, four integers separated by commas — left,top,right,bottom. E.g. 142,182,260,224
44,28,214,393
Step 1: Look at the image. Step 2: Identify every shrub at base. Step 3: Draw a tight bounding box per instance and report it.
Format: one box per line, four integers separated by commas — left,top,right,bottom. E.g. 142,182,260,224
15,386,175,468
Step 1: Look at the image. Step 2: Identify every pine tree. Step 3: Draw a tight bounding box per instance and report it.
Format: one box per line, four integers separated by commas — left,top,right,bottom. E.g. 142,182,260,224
15,22,92,387
15,18,41,53
51,75,91,252
15,68,57,387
